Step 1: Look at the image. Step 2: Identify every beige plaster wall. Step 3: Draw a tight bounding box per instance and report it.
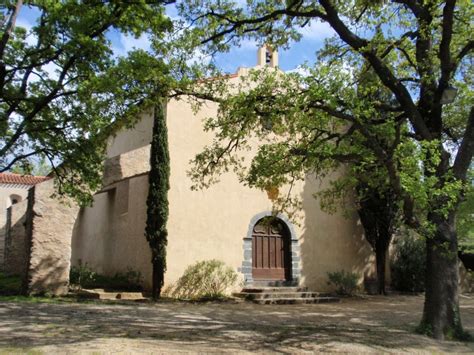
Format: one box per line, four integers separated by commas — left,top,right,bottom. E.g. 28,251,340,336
3,198,29,276
0,185,30,269
107,111,154,158
102,145,150,186
71,175,153,288
164,98,372,291
27,180,79,295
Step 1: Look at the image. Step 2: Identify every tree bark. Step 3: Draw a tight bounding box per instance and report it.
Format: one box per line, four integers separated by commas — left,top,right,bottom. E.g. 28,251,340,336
151,253,165,299
375,236,388,295
358,187,395,295
421,213,464,340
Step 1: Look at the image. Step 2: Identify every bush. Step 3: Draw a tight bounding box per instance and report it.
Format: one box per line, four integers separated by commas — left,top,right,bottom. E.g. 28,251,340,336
69,261,143,291
391,233,426,292
69,261,97,289
0,272,22,295
170,260,238,300
327,270,359,296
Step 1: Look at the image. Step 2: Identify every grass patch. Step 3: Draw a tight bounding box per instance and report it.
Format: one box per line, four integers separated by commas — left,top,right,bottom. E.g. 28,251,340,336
0,348,42,355
0,295,77,304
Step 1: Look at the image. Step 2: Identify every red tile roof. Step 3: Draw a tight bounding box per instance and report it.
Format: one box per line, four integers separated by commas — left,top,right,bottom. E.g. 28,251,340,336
0,173,51,186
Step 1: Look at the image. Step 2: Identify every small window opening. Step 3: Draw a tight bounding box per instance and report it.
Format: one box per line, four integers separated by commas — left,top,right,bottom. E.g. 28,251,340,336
9,194,22,205
265,49,272,64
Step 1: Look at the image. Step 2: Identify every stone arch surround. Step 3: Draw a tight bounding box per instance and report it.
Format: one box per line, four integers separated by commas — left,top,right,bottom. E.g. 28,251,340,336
240,211,301,285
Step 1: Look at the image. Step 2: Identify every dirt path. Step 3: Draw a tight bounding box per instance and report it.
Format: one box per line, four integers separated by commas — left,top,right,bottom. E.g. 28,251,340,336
0,294,473,354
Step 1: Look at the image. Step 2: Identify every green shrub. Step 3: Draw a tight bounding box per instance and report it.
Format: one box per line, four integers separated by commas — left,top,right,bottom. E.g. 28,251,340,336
69,262,143,291
327,270,359,296
69,261,97,289
0,272,22,295
170,260,238,300
391,233,426,292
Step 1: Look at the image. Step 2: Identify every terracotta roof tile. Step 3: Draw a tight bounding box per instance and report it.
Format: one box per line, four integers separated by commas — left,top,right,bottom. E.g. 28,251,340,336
0,173,51,186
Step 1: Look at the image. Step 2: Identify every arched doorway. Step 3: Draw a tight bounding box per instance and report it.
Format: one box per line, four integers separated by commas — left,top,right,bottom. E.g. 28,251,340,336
252,217,292,281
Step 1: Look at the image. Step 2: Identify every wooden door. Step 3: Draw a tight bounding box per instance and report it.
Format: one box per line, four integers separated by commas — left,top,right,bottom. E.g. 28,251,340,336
252,218,291,280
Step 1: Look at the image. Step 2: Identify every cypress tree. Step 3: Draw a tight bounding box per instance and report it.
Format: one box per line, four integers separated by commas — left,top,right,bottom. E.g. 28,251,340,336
145,102,170,299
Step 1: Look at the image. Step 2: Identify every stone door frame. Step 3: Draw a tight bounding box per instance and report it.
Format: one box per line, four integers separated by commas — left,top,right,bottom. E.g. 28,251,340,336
240,211,301,285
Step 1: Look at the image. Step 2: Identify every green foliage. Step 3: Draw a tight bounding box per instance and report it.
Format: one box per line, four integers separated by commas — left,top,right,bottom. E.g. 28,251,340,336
391,233,426,293
169,260,238,300
10,156,51,176
145,103,170,298
327,270,359,296
458,168,474,253
69,263,143,292
0,1,182,204
69,261,97,289
0,272,21,295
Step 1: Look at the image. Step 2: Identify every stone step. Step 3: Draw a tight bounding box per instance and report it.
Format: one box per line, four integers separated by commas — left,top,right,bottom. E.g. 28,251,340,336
75,288,146,301
254,297,340,305
241,287,308,293
235,286,340,305
233,291,329,300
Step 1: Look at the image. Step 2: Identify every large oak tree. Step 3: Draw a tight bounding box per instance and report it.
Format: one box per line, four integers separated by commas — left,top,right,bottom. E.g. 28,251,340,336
180,0,473,339
0,0,175,203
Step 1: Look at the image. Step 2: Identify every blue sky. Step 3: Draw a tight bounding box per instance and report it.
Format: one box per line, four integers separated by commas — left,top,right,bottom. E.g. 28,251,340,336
16,3,334,74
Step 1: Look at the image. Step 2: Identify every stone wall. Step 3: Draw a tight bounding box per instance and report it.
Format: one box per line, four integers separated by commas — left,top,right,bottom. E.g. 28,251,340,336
3,198,30,278
26,179,79,295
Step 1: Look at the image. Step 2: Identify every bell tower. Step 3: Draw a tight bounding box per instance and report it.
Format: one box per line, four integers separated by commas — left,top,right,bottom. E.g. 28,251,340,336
257,45,278,68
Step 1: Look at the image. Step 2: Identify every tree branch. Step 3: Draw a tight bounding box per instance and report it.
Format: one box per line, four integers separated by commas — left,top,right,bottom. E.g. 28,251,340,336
452,106,474,181
0,0,23,59
317,0,431,140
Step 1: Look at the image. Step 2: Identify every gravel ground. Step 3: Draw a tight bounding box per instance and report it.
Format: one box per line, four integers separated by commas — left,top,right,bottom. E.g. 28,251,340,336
0,294,473,354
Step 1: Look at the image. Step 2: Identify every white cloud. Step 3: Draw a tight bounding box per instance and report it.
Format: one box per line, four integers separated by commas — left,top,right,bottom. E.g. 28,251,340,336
186,48,212,66
298,20,335,42
115,33,152,57
15,18,38,47
286,65,310,76
15,17,33,31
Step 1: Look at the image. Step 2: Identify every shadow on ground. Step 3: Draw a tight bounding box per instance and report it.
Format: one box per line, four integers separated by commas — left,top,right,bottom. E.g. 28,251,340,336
0,295,473,353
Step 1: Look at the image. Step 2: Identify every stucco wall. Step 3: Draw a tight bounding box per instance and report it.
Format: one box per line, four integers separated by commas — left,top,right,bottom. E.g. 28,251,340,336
102,145,150,186
71,175,153,288
27,180,79,295
0,185,30,270
107,111,154,158
164,98,372,291
3,198,29,277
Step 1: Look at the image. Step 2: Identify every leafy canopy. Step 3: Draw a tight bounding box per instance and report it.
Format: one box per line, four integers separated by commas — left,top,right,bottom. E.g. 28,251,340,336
181,0,473,235
0,0,190,204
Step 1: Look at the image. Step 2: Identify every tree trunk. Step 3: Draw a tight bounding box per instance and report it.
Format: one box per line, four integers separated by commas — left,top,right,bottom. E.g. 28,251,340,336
375,236,387,295
420,213,465,340
151,254,165,299
357,187,395,295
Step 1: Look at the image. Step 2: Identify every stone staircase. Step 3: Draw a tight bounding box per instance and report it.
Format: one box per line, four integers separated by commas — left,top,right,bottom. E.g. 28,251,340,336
74,288,146,301
233,286,340,305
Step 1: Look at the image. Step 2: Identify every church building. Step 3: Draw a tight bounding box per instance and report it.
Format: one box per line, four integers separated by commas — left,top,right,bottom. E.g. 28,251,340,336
70,47,373,291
